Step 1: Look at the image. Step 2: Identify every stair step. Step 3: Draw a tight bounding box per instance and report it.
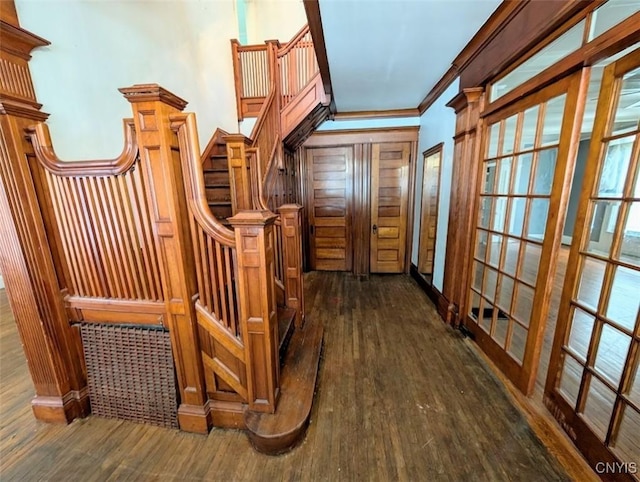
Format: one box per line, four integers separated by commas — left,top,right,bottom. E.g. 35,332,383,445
203,168,229,173
208,201,232,207
277,306,296,363
244,316,323,455
204,183,231,189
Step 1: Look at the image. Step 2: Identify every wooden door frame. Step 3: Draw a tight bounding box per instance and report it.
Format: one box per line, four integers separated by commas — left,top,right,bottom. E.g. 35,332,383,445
462,69,590,395
417,143,444,279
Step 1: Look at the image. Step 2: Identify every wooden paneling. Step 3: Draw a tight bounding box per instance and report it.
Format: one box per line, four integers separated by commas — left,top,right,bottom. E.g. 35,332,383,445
306,146,353,271
370,142,410,273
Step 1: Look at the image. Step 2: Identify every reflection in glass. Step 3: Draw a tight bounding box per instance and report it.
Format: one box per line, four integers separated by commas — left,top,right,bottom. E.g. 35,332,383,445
606,266,640,331
520,105,540,150
472,261,484,292
620,202,640,267
479,197,492,229
559,354,583,409
541,95,567,146
567,308,595,362
520,242,541,286
533,148,557,195
586,201,620,258
470,290,482,322
487,122,500,158
497,275,514,313
508,198,526,237
612,67,640,136
514,154,533,194
504,238,520,277
513,283,534,326
613,405,640,469
483,161,496,193
597,140,633,197
594,324,631,386
503,114,518,155
493,316,509,348
488,234,503,267
583,374,616,441
526,198,549,241
497,158,512,194
484,268,498,302
475,230,488,261
577,256,606,311
493,197,508,232
508,321,528,364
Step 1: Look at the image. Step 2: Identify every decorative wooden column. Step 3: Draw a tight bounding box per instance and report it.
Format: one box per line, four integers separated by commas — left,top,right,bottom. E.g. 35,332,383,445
0,12,89,422
277,204,305,327
224,134,252,213
229,210,280,413
120,84,210,433
442,87,485,326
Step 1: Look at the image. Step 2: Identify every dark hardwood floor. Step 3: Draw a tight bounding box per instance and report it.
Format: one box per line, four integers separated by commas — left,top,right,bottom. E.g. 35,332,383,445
0,273,570,481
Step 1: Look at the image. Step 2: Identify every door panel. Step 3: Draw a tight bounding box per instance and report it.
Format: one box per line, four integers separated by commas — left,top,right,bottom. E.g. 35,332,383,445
465,72,585,395
371,142,410,273
307,146,352,271
418,145,442,275
544,49,640,475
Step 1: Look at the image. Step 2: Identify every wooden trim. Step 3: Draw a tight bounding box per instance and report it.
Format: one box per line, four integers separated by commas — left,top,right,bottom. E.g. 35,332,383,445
410,263,449,322
303,127,419,147
418,65,459,115
303,0,334,112
0,19,49,60
334,108,420,120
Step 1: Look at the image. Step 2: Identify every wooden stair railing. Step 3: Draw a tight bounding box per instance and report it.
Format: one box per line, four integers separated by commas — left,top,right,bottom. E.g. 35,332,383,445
231,40,271,120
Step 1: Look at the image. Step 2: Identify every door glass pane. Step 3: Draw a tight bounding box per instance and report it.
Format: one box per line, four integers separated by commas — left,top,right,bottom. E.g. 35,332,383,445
559,354,583,409
513,154,533,194
470,290,482,322
520,242,541,286
589,1,640,42
497,158,512,194
612,405,640,467
492,197,508,232
504,238,520,277
541,94,567,146
475,230,488,261
576,257,606,310
594,324,631,386
503,114,518,155
484,268,498,302
612,67,640,135
628,358,640,407
568,308,596,362
620,202,640,267
488,234,503,267
479,196,492,229
508,321,528,364
497,275,515,313
493,315,509,348
483,161,497,193
479,298,492,333
513,283,534,326
606,266,640,331
597,140,633,196
472,261,484,292
487,123,500,158
533,148,557,195
520,105,540,150
508,198,526,236
526,198,549,241
586,201,620,257
583,374,616,441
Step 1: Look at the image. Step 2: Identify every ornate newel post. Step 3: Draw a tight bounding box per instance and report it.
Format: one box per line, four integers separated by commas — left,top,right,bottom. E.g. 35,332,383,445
120,84,210,433
277,204,305,327
0,14,88,422
229,210,280,413
224,134,252,213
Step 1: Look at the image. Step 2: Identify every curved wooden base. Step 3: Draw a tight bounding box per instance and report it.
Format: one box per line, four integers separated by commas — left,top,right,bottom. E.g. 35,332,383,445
244,316,323,455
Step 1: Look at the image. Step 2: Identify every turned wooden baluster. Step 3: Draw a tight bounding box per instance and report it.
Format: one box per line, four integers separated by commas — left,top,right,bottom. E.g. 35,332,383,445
224,134,252,214
278,204,305,327
120,84,210,433
230,210,280,413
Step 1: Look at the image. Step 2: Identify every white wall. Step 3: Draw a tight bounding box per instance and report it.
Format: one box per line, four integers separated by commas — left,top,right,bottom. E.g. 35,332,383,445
412,78,460,292
15,0,240,159
246,0,307,44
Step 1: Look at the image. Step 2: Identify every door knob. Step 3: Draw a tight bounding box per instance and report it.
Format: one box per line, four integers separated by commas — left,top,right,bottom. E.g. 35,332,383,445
372,224,378,235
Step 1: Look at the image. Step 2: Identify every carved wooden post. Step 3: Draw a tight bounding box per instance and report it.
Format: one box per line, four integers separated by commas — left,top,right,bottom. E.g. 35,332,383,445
278,204,305,327
442,87,485,326
229,210,280,413
120,84,210,433
0,15,89,423
224,134,252,213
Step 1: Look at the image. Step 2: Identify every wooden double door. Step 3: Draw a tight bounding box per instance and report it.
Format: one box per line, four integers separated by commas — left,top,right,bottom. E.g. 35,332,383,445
305,140,412,274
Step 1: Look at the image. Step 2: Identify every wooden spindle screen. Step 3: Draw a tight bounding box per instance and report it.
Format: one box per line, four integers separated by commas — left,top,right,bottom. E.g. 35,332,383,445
250,89,280,183
238,46,270,98
278,27,318,109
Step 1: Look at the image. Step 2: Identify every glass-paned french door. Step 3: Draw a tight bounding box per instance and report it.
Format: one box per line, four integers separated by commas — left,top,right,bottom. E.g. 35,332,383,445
466,71,586,395
545,48,640,478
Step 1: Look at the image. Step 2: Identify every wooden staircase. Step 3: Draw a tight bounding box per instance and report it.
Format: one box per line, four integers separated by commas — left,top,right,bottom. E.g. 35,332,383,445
201,128,233,223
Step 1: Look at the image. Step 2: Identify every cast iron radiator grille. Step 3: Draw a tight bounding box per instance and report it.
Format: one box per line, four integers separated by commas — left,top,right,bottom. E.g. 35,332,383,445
80,323,179,429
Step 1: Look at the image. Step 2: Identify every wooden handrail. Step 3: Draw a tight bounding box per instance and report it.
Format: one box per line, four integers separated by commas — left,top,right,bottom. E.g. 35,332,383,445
170,113,235,246
26,119,138,177
276,24,310,58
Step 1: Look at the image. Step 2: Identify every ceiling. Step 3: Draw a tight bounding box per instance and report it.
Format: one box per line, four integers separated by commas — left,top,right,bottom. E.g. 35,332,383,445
318,0,502,112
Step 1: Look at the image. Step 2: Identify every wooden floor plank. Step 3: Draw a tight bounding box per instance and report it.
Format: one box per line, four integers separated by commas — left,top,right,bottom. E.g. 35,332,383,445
0,273,572,481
